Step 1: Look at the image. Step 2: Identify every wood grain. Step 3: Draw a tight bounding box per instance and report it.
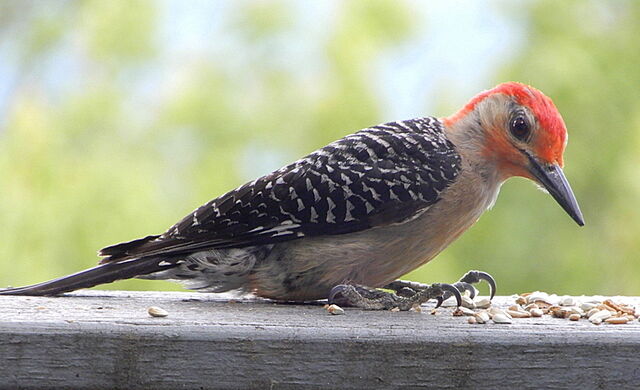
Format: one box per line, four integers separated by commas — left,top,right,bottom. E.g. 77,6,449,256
1,291,639,389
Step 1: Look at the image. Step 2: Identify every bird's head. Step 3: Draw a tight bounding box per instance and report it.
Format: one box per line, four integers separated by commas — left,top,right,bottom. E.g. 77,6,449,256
444,82,584,226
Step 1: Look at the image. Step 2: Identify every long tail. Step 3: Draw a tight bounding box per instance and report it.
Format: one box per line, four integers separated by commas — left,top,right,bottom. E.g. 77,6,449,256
0,257,176,296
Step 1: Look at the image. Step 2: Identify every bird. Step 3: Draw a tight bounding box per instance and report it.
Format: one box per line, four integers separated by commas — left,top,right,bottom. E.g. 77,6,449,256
0,82,584,310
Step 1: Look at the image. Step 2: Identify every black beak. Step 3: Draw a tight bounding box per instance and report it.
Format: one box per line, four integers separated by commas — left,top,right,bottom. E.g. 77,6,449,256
525,152,584,226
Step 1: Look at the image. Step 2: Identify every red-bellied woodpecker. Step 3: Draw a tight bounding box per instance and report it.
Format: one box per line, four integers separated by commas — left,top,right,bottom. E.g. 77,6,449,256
0,82,583,310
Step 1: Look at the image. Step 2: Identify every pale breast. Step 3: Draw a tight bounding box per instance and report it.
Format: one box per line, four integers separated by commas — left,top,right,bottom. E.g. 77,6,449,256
251,167,502,301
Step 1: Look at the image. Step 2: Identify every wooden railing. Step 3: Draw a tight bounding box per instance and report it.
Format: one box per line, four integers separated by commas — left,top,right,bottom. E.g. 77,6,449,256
1,290,638,389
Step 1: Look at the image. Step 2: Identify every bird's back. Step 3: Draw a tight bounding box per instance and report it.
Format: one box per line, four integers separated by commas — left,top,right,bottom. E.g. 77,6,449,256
101,117,462,264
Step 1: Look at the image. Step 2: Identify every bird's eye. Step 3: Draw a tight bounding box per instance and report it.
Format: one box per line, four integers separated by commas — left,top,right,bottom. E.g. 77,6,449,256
510,115,530,142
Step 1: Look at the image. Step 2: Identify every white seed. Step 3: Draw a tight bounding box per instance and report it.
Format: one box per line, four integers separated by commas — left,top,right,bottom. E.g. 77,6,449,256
567,306,584,315
441,298,458,307
587,308,600,318
605,317,628,324
527,291,551,304
527,291,560,307
474,297,492,309
468,316,477,324
560,296,576,306
589,310,612,323
456,307,476,316
390,307,400,312
327,304,345,315
582,297,604,304
487,307,511,319
568,313,581,321
461,296,476,309
530,308,544,317
474,311,490,324
591,317,603,325
524,303,539,311
492,313,512,324
580,302,598,312
506,309,532,318
591,309,613,320
489,307,511,319
147,306,169,318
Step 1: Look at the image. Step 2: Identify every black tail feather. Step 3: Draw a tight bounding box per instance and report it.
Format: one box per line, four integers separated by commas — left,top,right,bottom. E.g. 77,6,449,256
0,257,176,296
98,234,161,262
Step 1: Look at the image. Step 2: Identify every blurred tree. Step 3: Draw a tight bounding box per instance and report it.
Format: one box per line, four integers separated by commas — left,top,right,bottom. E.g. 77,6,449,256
0,1,419,291
0,1,638,296
408,0,640,295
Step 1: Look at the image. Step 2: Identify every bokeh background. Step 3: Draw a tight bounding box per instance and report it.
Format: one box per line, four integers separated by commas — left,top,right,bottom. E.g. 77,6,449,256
1,0,638,296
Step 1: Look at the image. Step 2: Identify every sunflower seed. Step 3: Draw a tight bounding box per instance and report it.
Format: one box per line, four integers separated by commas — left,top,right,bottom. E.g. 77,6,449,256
327,304,345,315
461,296,476,309
147,306,169,318
580,302,598,312
589,310,612,324
506,309,531,318
559,296,576,306
605,317,628,324
515,296,527,306
587,308,599,318
530,308,544,317
453,307,476,316
474,297,491,309
492,313,512,324
474,311,490,324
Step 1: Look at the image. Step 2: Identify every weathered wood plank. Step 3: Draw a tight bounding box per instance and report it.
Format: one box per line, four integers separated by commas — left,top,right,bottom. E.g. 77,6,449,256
1,291,639,389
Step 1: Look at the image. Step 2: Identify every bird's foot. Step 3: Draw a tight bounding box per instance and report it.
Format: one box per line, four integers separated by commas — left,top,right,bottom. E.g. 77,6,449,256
383,270,496,306
445,269,496,301
328,282,462,311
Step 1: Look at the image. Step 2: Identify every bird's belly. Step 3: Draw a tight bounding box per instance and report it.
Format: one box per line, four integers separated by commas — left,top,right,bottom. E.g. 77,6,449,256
251,178,498,301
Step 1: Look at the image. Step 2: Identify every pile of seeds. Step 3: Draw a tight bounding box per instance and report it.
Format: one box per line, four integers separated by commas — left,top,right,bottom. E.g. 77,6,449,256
513,291,638,325
451,296,518,324
456,291,639,325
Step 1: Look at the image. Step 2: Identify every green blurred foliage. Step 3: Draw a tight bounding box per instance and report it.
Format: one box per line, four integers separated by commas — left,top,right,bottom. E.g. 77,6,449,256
0,1,638,295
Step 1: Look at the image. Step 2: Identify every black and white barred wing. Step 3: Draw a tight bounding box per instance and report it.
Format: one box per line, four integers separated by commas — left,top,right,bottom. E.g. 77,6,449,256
100,117,461,262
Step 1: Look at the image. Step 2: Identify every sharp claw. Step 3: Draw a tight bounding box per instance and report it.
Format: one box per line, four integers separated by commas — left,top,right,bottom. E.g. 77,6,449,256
460,270,497,300
459,281,476,299
476,271,497,300
435,296,443,308
440,283,462,307
328,284,348,304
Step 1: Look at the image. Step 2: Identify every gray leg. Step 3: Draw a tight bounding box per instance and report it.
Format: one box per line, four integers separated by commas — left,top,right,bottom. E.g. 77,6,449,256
328,283,462,311
384,279,429,297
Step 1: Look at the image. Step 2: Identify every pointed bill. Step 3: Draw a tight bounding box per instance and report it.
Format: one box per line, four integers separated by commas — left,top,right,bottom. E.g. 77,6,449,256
526,153,585,226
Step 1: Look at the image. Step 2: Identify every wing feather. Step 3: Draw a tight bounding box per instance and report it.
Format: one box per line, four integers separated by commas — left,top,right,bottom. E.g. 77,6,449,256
100,117,461,262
